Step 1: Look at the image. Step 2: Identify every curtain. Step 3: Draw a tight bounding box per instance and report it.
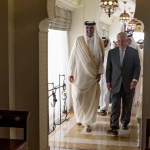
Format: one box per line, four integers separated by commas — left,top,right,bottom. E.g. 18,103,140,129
48,29,69,85
48,29,71,128
47,1,72,129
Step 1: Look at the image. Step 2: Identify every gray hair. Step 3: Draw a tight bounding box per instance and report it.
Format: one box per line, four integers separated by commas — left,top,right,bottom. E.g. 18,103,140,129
117,32,128,39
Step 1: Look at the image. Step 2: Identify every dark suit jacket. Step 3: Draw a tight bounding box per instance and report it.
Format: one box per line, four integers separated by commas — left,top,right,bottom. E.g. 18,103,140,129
106,46,141,94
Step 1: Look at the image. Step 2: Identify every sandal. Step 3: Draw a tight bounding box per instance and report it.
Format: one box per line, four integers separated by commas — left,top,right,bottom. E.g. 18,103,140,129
101,110,107,116
76,122,82,126
84,125,92,132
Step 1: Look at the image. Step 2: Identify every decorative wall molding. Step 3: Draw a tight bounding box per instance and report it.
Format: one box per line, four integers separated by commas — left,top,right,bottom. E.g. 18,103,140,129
56,0,82,11
39,19,49,150
39,19,51,32
47,0,56,19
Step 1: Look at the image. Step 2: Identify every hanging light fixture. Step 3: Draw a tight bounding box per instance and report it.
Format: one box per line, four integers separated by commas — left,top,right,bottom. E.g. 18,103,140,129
128,19,136,31
127,12,137,33
100,0,119,17
119,1,130,24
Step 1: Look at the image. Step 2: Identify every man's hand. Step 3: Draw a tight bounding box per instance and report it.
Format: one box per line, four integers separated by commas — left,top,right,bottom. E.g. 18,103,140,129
107,82,111,91
68,75,74,83
130,80,137,89
96,74,101,82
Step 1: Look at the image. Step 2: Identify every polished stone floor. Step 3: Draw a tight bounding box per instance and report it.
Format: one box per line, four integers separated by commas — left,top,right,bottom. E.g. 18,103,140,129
49,109,140,150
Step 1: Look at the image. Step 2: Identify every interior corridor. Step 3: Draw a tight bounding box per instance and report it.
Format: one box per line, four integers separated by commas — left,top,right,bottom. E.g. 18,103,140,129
48,106,140,150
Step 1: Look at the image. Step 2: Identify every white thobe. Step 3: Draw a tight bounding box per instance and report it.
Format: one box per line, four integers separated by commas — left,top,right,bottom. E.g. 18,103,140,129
68,36,104,125
135,47,143,119
99,46,110,111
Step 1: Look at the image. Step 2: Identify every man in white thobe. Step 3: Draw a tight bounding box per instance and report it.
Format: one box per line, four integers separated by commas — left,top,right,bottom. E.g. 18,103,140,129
134,40,144,118
99,37,111,116
127,36,138,49
68,21,104,132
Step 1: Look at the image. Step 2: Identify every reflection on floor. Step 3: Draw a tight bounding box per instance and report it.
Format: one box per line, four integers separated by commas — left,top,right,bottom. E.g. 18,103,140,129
49,110,140,150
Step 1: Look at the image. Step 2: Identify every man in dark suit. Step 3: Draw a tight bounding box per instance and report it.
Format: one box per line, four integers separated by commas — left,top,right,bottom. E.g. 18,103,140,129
106,32,141,135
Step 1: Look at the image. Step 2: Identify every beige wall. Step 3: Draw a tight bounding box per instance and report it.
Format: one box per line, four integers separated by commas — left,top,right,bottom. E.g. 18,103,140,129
15,1,48,149
0,1,9,108
69,0,101,52
109,17,122,43
0,0,48,150
135,0,150,149
0,0,12,138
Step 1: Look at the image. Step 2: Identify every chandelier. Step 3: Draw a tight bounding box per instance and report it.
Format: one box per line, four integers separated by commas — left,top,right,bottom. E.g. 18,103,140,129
127,12,137,33
100,0,119,17
128,19,136,30
134,20,144,32
119,1,130,24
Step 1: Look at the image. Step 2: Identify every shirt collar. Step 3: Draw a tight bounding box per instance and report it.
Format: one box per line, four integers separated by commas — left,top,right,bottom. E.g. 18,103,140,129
87,36,94,42
119,47,126,51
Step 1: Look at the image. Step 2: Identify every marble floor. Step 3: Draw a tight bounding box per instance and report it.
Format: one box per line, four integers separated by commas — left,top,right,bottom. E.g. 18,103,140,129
48,110,140,150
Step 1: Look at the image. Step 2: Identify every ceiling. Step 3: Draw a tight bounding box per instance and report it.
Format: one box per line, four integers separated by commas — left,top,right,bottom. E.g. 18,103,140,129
56,0,136,25
56,0,82,11
100,0,136,25
115,0,136,16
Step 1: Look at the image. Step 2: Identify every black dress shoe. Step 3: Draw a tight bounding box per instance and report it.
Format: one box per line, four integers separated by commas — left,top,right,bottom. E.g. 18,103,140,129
107,128,118,136
122,125,128,130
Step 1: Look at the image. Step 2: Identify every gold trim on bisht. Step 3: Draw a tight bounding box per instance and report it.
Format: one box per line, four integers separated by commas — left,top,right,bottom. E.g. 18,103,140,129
99,38,104,62
82,36,97,65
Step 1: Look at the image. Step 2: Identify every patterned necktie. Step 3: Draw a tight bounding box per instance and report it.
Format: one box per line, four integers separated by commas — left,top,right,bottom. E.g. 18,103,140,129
120,49,124,66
